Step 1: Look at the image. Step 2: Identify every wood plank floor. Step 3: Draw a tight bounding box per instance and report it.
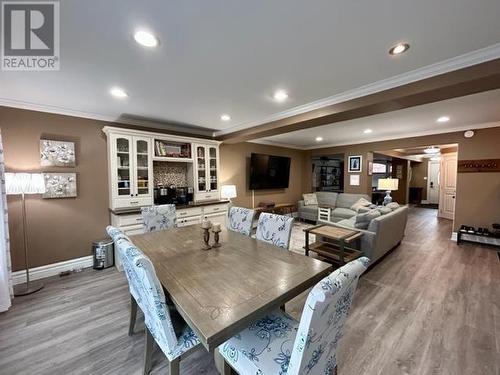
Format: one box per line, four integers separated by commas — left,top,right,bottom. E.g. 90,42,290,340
0,207,498,375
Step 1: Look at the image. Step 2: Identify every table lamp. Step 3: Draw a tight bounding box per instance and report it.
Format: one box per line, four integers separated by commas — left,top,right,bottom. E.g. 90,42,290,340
377,178,399,206
6,173,45,296
221,185,237,202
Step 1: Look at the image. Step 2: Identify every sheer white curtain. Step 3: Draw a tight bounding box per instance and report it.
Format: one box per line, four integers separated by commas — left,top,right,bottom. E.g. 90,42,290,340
0,132,12,312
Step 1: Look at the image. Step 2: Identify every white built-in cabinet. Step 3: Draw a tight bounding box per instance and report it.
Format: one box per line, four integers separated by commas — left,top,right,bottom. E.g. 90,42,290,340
194,143,220,202
104,127,221,210
108,132,153,210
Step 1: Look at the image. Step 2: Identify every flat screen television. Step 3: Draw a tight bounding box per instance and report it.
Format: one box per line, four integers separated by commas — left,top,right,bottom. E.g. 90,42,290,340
249,153,291,189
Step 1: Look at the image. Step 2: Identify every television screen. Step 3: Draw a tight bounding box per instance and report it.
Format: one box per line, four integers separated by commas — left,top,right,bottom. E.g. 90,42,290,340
249,153,291,189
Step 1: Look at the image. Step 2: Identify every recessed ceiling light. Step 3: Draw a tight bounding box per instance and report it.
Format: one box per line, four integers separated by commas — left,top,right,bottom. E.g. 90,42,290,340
389,43,410,55
363,129,373,134
273,90,289,102
134,30,159,48
424,146,440,154
437,116,450,123
110,87,128,98
315,136,323,142
220,114,231,121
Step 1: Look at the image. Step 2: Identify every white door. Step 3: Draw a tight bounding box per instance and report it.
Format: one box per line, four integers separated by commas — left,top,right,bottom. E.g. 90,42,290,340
438,153,457,220
427,161,440,204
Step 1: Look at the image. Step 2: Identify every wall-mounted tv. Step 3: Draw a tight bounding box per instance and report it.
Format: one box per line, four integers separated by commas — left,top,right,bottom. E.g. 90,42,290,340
249,153,291,190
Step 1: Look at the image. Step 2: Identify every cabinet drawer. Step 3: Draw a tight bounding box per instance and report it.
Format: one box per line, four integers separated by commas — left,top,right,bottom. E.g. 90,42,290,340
113,213,144,227
203,204,228,215
178,216,201,227
176,207,202,218
195,191,219,202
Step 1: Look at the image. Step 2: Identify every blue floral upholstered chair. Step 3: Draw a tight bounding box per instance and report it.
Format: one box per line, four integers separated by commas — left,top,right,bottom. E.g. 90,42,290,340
141,204,177,232
256,212,294,250
107,225,141,336
219,257,370,375
106,226,201,375
228,206,255,236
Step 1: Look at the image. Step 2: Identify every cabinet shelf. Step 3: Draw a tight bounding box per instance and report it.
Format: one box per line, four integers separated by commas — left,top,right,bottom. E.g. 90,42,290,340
153,156,193,163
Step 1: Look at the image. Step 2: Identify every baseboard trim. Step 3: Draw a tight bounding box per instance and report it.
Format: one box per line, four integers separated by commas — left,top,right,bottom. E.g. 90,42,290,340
451,232,458,242
12,256,93,285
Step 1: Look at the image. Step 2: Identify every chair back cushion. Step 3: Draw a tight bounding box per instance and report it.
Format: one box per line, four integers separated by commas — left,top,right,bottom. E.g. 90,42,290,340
141,204,177,232
256,213,294,250
287,257,370,375
228,206,255,236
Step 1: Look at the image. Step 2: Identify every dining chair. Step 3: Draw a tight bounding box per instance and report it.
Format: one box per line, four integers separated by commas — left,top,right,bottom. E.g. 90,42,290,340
132,252,202,375
227,206,255,236
141,204,177,232
255,212,294,249
107,225,142,336
219,257,370,375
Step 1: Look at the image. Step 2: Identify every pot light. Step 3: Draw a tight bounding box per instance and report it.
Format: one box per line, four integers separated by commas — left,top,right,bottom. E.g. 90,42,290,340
437,116,450,123
315,136,323,142
389,43,410,55
273,90,288,102
110,87,128,98
220,114,231,121
363,129,373,134
424,146,440,154
134,30,159,48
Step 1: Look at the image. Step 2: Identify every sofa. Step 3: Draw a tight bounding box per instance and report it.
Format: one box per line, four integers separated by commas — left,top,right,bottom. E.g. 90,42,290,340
329,205,408,263
298,192,371,223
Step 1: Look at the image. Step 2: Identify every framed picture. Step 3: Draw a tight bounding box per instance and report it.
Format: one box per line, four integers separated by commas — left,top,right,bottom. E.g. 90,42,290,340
43,173,77,199
348,155,362,173
40,139,76,167
368,161,373,175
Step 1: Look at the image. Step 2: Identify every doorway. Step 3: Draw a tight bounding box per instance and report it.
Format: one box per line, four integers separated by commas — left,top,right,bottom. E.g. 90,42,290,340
426,160,440,205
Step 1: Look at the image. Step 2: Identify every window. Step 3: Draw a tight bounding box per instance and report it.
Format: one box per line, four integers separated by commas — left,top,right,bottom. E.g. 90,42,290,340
372,162,387,173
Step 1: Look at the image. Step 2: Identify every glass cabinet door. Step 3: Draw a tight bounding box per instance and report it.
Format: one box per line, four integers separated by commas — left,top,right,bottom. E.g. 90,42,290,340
135,138,150,196
116,137,131,196
209,146,218,191
196,145,207,192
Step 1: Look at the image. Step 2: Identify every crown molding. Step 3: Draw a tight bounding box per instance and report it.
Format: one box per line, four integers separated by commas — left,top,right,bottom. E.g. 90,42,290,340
0,98,214,137
252,121,500,150
215,43,500,137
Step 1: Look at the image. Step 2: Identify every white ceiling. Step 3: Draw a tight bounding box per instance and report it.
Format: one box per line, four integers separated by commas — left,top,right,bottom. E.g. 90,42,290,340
256,89,500,149
1,0,500,134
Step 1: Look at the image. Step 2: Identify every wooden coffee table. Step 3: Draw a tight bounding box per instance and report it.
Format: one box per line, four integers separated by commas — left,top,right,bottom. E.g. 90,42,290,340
304,224,363,266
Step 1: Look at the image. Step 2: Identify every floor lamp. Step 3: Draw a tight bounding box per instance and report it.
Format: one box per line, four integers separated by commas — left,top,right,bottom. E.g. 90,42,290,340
5,173,46,296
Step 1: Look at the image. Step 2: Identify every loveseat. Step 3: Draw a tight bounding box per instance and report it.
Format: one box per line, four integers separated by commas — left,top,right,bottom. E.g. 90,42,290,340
298,192,371,222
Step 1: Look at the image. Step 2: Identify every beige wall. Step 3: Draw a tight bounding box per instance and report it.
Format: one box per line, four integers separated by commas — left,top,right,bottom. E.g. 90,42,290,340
0,107,110,271
306,126,500,231
219,143,307,209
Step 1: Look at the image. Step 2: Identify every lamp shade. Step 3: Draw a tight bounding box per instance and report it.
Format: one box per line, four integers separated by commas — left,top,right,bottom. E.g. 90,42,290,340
6,173,46,195
220,184,237,199
377,178,399,191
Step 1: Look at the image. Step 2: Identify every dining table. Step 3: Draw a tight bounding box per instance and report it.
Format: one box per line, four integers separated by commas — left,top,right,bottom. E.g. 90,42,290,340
130,225,332,356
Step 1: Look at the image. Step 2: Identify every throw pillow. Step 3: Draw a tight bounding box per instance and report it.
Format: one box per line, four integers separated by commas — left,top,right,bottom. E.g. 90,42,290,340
378,206,392,215
358,206,372,214
386,202,400,210
303,193,318,206
350,197,372,212
354,210,381,229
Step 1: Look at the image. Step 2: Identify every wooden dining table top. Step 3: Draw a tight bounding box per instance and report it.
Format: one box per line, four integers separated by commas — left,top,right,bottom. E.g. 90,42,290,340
130,225,332,352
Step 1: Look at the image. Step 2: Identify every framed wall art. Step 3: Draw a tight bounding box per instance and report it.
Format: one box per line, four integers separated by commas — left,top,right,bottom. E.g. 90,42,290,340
40,139,76,167
348,155,362,173
43,173,77,199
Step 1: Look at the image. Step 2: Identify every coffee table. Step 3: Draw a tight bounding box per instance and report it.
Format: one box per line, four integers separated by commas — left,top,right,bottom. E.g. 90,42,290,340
304,224,363,266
